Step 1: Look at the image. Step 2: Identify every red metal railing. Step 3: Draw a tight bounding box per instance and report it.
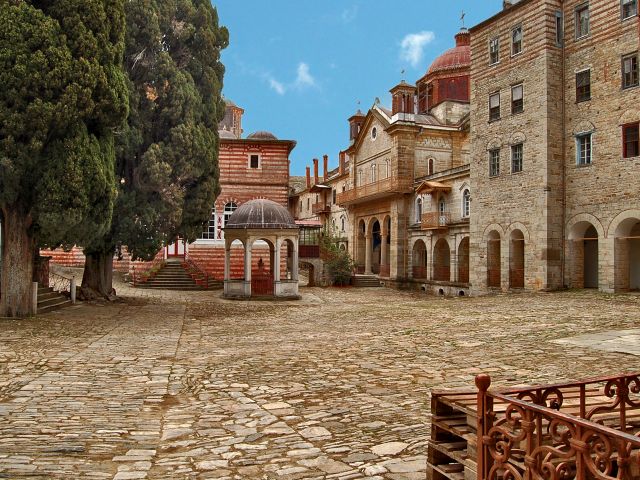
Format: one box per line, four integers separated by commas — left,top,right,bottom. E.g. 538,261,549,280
184,255,209,289
412,266,427,279
132,256,165,287
476,373,640,480
336,177,413,205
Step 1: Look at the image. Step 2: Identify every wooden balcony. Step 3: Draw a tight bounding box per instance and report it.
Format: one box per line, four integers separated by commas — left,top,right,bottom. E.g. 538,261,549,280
421,212,451,230
311,202,331,215
336,177,413,205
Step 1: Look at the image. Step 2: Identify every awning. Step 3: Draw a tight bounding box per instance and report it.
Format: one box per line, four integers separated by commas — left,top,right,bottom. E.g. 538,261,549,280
309,184,332,193
295,219,322,227
415,180,452,195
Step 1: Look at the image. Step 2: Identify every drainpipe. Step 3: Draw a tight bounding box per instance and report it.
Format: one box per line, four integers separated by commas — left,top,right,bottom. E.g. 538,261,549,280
560,2,567,289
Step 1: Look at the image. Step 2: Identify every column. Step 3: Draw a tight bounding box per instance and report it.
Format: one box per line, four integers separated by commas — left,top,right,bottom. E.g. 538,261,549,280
292,242,299,281
224,242,231,281
365,234,372,274
244,241,252,283
274,238,281,282
381,232,388,271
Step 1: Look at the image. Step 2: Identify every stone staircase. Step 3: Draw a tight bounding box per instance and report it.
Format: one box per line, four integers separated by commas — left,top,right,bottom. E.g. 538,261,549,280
352,275,383,288
37,286,72,313
136,261,203,290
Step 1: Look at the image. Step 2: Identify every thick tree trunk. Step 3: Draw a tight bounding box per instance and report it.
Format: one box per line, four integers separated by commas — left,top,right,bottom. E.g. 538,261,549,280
0,207,36,318
81,250,115,299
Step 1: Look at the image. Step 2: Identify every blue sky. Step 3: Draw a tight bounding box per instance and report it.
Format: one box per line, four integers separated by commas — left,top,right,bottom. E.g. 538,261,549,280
215,1,503,176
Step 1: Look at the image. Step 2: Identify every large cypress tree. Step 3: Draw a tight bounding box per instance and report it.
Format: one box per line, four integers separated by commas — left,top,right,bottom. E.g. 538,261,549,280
0,0,128,317
81,0,228,297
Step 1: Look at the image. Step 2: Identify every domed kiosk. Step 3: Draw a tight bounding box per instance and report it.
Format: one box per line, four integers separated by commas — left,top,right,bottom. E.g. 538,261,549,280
223,199,300,299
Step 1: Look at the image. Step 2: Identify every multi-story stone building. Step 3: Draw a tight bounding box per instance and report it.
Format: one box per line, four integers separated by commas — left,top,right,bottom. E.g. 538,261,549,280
334,30,472,294
469,0,640,294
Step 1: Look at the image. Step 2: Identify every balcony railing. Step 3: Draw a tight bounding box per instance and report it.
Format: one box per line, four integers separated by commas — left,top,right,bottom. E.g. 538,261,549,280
421,212,451,230
336,177,413,205
311,202,331,215
476,373,640,480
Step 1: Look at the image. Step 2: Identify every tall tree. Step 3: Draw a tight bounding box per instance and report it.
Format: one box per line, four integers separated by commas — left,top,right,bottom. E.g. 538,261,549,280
81,0,228,297
0,0,128,317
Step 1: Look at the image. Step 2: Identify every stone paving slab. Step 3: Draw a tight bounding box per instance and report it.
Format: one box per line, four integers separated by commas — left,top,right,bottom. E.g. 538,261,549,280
1,282,640,478
553,328,640,356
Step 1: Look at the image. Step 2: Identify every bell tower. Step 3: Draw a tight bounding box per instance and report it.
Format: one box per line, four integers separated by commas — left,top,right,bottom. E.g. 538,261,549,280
390,81,416,116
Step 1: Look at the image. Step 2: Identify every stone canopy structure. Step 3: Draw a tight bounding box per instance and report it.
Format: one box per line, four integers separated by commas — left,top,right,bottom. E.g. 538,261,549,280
223,199,300,299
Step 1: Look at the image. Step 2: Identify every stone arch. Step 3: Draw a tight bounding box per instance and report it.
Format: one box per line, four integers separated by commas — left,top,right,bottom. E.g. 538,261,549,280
505,222,531,243
573,120,596,135
356,219,366,272
486,137,502,151
380,215,391,274
433,237,451,282
412,238,428,279
609,210,640,291
299,261,315,287
487,230,502,288
567,214,603,289
618,109,640,126
482,223,506,243
458,236,470,284
509,229,525,289
370,218,382,274
509,131,527,145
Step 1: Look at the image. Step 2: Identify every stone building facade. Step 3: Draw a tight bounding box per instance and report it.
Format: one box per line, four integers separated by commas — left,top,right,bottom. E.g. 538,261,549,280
470,0,640,294
333,30,472,292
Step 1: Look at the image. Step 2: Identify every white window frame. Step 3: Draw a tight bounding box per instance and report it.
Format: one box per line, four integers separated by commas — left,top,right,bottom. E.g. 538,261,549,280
489,92,501,122
511,143,524,173
622,0,638,20
576,132,593,166
511,84,524,114
248,153,261,169
489,36,500,65
575,3,590,40
489,148,500,177
511,25,523,56
462,190,471,218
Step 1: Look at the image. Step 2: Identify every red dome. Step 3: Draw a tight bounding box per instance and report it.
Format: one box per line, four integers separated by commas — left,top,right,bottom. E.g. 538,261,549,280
426,30,470,76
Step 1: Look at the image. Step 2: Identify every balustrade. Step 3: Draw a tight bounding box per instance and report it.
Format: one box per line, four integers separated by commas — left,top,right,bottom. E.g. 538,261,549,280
422,212,451,230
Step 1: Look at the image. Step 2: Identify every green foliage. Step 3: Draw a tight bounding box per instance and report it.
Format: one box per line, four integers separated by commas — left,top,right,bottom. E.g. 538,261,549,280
0,0,128,246
320,228,354,286
88,0,228,261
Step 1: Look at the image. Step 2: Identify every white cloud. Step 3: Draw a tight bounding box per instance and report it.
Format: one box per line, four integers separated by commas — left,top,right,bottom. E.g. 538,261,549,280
267,76,286,95
400,31,435,68
341,5,359,23
294,63,316,89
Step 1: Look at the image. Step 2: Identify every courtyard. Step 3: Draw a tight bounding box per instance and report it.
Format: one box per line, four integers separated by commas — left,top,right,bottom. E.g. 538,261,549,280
1,284,640,480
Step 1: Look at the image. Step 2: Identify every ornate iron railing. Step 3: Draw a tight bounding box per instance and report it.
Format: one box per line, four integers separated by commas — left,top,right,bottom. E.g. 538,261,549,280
131,256,165,287
476,373,640,480
422,212,451,230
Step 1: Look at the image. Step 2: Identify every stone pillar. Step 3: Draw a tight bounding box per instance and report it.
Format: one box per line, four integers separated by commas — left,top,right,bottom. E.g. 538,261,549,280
244,242,252,283
292,242,299,281
381,231,388,269
600,236,615,293
224,242,231,281
450,242,458,283
365,234,372,275
274,238,281,282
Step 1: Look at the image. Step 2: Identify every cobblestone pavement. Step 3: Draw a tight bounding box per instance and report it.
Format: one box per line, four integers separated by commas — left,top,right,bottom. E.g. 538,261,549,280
1,281,640,479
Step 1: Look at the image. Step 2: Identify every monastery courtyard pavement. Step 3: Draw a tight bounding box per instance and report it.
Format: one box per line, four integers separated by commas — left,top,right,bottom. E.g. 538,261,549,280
1,283,640,479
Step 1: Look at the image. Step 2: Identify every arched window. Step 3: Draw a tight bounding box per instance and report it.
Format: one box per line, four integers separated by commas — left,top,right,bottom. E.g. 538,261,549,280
341,216,346,232
385,159,391,178
371,163,377,183
428,158,435,175
462,189,471,218
358,169,363,186
416,197,423,223
439,198,446,215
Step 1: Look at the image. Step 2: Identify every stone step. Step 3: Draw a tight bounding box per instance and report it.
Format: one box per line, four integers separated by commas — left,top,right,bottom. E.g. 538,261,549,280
38,299,73,313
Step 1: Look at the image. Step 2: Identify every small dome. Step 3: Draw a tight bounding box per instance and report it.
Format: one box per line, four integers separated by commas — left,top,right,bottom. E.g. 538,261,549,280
218,129,237,139
247,130,278,140
426,29,470,76
226,199,297,230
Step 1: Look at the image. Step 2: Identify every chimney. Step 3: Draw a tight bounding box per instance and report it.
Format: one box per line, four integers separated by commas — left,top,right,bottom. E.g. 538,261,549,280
323,155,329,181
313,158,319,185
306,166,311,189
339,152,345,175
